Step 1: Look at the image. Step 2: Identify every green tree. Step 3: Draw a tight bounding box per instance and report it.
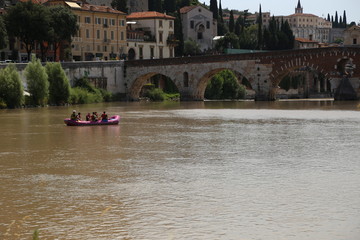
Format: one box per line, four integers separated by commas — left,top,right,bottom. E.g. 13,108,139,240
111,0,128,13
0,64,24,108
25,57,49,106
210,0,218,20
45,62,71,105
174,9,184,56
343,10,347,28
215,32,239,52
257,4,263,49
148,0,156,11
334,11,338,28
164,0,176,13
205,73,223,99
0,16,7,50
229,10,235,32
239,24,258,49
5,1,50,61
48,5,78,61
183,38,200,56
205,70,245,100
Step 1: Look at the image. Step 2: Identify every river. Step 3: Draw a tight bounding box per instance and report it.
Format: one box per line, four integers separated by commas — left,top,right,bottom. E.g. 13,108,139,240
0,100,360,240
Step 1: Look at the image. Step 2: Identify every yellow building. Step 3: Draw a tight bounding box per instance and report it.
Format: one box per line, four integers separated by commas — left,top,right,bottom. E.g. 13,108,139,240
46,0,127,61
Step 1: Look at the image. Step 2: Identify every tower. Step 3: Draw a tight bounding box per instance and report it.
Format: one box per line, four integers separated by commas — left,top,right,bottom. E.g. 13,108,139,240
295,0,303,14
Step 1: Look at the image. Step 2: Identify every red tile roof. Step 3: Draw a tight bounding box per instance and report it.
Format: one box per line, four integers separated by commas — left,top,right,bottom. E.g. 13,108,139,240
289,13,318,18
80,4,125,14
179,5,198,14
127,11,175,20
295,38,318,43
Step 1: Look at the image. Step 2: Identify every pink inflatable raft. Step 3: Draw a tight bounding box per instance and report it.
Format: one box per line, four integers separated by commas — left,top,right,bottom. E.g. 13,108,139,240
64,115,120,126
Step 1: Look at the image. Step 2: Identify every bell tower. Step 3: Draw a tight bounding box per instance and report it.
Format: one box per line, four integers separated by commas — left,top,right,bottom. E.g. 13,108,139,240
295,0,303,14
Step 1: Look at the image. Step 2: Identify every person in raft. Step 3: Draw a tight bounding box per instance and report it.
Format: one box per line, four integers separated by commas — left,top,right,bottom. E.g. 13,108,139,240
70,110,77,121
91,112,98,121
76,112,82,121
86,113,91,121
101,111,108,121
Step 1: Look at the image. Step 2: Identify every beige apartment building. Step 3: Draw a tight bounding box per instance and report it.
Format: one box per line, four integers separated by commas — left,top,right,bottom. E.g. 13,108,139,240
46,0,127,61
126,11,176,60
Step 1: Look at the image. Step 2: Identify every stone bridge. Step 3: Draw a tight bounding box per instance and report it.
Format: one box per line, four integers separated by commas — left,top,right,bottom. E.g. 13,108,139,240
2,47,359,101
125,47,360,100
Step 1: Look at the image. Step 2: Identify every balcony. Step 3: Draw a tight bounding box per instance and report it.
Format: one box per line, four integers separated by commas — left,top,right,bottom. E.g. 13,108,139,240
103,39,111,44
72,37,82,42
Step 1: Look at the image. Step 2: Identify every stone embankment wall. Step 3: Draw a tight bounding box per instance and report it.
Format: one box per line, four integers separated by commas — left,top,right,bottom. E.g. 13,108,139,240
0,61,126,94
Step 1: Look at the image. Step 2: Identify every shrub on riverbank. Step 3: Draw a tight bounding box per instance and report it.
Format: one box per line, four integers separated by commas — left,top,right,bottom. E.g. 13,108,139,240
69,77,114,104
46,62,71,105
25,57,49,106
0,64,24,108
205,70,246,100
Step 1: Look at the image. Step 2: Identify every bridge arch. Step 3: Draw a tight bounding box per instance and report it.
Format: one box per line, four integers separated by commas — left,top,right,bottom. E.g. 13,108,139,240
269,61,329,99
194,67,254,100
128,72,181,100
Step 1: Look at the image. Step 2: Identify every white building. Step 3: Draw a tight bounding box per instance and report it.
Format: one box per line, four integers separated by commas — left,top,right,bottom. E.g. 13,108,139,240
126,11,176,60
180,5,217,52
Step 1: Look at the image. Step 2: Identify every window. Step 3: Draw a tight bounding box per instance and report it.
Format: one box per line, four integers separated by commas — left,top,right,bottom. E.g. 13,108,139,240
159,20,163,27
159,32,163,43
169,21,173,28
86,29,90,38
150,47,154,59
120,20,125,26
121,31,124,40
104,30,107,40
111,19,115,26
111,31,114,40
190,21,194,29
354,38,357,45
206,21,210,29
103,46,107,52
103,18,108,27
139,46,143,59
159,47,163,59
197,32,203,39
85,16,91,23
97,30,100,39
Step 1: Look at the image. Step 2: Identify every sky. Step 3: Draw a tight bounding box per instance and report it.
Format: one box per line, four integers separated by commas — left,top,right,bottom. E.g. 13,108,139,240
202,0,360,24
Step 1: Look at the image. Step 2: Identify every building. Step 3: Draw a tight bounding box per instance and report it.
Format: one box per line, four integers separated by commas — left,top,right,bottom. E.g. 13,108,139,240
294,37,319,49
180,5,217,52
126,11,176,60
275,0,332,43
343,25,360,46
247,11,271,28
46,0,127,61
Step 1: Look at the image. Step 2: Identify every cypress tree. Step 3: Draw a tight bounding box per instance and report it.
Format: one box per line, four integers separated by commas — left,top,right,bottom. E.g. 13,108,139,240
343,10,347,28
334,11,338,28
164,0,176,13
257,4,263,50
148,0,155,11
210,0,218,20
229,10,235,32
218,0,223,19
327,14,330,22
